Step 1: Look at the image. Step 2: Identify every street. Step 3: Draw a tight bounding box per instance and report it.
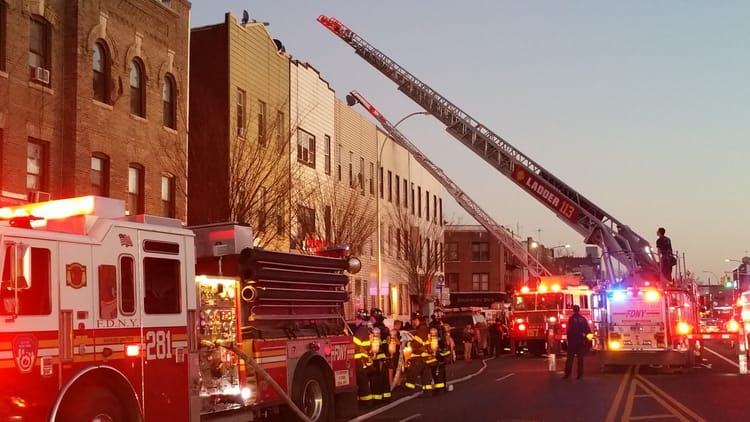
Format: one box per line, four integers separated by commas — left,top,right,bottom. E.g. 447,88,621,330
347,340,750,422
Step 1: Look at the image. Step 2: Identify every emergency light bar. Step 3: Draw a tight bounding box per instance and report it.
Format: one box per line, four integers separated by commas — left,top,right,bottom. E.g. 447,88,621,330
0,196,126,223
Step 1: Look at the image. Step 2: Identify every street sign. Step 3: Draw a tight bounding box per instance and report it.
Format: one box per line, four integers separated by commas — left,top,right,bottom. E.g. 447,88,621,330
437,274,445,288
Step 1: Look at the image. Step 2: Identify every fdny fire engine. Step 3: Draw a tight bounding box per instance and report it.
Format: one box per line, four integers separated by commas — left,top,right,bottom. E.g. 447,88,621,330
0,196,359,421
317,15,704,368
508,277,593,355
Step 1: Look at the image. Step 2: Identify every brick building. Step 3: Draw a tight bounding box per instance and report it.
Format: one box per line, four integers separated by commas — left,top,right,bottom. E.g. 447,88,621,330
0,0,190,219
443,225,521,305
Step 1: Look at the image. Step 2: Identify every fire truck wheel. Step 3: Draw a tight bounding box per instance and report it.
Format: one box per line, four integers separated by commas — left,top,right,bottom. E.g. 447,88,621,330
286,364,333,422
56,387,133,422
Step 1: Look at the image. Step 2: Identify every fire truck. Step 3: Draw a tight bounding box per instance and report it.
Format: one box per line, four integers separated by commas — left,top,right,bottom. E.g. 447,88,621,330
0,196,359,421
508,277,592,355
317,15,702,368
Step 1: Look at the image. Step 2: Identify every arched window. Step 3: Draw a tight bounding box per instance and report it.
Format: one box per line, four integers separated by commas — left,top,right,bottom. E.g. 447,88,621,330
92,41,109,103
130,59,145,117
162,74,176,129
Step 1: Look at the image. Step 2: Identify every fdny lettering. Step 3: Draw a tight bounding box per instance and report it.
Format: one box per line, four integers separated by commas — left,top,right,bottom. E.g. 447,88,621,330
330,343,348,361
625,310,646,318
514,168,577,221
96,318,139,329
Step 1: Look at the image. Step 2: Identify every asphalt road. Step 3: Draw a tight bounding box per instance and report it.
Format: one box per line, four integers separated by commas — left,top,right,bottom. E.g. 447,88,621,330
348,339,750,422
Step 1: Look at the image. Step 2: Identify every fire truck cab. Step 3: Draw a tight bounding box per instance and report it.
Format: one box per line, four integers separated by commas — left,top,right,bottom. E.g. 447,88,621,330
509,276,592,355
0,196,358,422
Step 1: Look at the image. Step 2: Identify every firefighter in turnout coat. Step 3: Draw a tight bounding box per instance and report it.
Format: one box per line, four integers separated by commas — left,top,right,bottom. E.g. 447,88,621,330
404,311,433,394
370,308,391,403
353,309,373,407
563,305,592,379
429,308,451,393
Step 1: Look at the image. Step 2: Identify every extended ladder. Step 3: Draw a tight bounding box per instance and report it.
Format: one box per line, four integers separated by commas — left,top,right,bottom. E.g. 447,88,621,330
346,90,551,278
318,15,660,280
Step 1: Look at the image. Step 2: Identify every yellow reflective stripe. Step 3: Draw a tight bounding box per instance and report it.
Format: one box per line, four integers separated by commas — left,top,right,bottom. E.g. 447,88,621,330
372,394,383,400
383,392,392,398
423,384,433,390
405,382,417,389
434,383,445,388
414,336,428,345
354,353,369,359
353,338,371,346
359,395,372,401
439,350,451,356
375,353,386,359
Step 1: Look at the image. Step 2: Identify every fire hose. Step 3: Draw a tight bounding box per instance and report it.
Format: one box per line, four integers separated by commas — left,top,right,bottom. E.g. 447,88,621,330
202,339,313,422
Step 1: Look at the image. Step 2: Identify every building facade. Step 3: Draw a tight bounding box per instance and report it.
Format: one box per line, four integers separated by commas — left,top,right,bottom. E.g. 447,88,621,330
0,0,190,219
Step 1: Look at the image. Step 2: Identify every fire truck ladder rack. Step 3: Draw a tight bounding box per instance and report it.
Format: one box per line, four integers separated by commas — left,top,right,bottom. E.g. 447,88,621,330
317,15,660,281
346,90,551,278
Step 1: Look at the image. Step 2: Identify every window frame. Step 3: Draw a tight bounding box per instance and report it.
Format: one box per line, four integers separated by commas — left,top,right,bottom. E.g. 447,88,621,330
471,242,490,261
236,89,246,137
129,58,146,117
92,41,110,103
257,100,267,145
445,242,459,261
162,74,176,129
91,153,110,196
127,164,145,215
161,173,176,218
324,135,331,175
26,138,48,192
472,273,489,291
296,129,316,167
29,15,51,82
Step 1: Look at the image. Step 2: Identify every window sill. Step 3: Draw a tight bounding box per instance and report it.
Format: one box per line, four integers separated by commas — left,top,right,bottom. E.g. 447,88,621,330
0,70,8,79
28,81,54,94
130,114,148,123
92,99,114,110
162,126,178,135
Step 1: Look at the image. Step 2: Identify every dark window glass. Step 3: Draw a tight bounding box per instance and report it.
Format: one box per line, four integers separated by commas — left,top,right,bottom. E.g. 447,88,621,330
143,257,181,314
162,75,176,128
93,42,109,103
130,59,145,116
98,264,117,319
91,153,110,196
120,255,135,314
0,246,52,315
143,241,179,254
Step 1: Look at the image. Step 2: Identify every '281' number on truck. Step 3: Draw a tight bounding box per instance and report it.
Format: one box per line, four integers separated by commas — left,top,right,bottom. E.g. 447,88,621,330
145,330,173,360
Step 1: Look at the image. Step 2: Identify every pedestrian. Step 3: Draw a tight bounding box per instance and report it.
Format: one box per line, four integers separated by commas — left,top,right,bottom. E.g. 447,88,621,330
352,309,374,407
563,305,591,380
461,323,473,362
404,311,432,395
656,227,676,282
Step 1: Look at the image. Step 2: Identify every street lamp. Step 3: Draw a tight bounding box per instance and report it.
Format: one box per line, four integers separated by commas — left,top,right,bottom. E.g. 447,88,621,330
374,111,430,315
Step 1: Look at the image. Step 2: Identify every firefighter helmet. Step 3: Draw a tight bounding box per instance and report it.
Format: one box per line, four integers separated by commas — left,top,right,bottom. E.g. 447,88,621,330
410,311,424,321
433,308,444,320
355,308,370,320
370,308,384,322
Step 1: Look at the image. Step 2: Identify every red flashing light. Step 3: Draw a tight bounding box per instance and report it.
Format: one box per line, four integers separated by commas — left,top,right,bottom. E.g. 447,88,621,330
517,323,526,331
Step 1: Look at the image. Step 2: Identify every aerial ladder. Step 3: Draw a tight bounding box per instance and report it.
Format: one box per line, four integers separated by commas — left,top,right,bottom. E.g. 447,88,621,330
345,90,551,279
317,15,661,283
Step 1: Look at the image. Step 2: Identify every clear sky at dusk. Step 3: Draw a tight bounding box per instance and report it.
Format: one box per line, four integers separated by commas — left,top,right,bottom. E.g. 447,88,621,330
192,1,749,282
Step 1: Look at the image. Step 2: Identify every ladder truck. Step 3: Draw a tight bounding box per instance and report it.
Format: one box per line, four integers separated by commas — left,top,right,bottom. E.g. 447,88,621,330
318,15,703,368
345,90,551,281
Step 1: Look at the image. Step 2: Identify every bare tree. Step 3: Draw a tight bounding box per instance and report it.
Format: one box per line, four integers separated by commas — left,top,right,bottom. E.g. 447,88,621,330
388,203,445,313
291,173,376,257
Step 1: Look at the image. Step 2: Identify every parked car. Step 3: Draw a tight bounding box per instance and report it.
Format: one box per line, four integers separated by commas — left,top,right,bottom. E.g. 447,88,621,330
442,310,487,358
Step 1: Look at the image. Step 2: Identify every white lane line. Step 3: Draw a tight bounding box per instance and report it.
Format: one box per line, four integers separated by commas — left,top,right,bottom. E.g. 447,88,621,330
399,414,421,422
703,345,739,368
495,373,515,382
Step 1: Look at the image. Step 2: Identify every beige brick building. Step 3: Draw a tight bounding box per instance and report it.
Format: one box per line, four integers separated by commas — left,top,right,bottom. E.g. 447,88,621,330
0,0,190,219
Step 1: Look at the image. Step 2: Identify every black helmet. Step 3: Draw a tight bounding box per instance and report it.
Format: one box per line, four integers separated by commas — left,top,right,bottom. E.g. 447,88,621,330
410,311,423,321
355,308,369,320
370,308,384,321
433,308,444,320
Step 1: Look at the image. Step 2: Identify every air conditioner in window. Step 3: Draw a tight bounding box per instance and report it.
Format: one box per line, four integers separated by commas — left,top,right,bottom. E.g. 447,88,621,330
28,190,51,203
31,67,50,84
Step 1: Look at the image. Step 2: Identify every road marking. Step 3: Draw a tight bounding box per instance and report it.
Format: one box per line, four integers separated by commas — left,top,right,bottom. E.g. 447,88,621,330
703,345,739,368
634,372,706,422
495,373,515,382
399,414,421,422
604,365,632,422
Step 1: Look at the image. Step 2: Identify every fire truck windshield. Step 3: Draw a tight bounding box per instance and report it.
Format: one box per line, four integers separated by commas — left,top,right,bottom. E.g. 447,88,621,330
514,292,564,311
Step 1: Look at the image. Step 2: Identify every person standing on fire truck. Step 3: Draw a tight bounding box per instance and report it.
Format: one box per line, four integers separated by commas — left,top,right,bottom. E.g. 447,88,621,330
429,309,451,394
656,227,676,282
404,311,433,394
563,305,591,379
370,308,391,403
353,309,374,407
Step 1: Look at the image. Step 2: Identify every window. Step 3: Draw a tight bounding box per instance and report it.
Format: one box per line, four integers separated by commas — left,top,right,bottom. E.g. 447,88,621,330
236,89,246,137
439,198,443,225
417,186,422,217
395,175,400,206
120,255,136,314
163,74,176,129
127,164,144,215
433,194,437,222
0,3,6,71
27,139,48,191
396,228,401,259
91,153,110,196
446,273,459,292
403,179,408,209
296,129,315,167
425,190,430,221
324,205,332,241
98,264,118,319
471,242,489,261
369,162,374,195
257,187,266,232
257,100,266,145
130,59,145,117
387,171,392,202
359,157,365,194
446,242,459,261
0,246,52,316
472,273,489,291
276,111,285,144
411,183,415,215
161,174,176,217
144,257,181,314
348,151,353,187
92,41,110,103
297,205,316,238
29,16,50,81
324,135,331,175
337,144,342,181
379,166,384,198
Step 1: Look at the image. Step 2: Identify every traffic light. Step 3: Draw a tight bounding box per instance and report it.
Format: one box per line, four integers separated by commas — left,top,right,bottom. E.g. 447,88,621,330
725,279,735,289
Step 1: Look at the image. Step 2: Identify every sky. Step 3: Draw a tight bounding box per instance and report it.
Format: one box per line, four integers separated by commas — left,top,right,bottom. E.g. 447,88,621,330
191,1,750,283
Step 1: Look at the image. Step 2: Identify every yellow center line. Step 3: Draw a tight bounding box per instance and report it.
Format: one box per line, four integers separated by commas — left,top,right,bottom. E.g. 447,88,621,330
605,365,633,422
634,374,706,422
631,377,690,422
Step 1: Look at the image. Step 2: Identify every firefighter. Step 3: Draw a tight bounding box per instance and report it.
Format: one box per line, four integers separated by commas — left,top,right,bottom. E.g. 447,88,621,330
429,308,451,394
369,308,391,403
353,308,373,407
404,311,432,395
